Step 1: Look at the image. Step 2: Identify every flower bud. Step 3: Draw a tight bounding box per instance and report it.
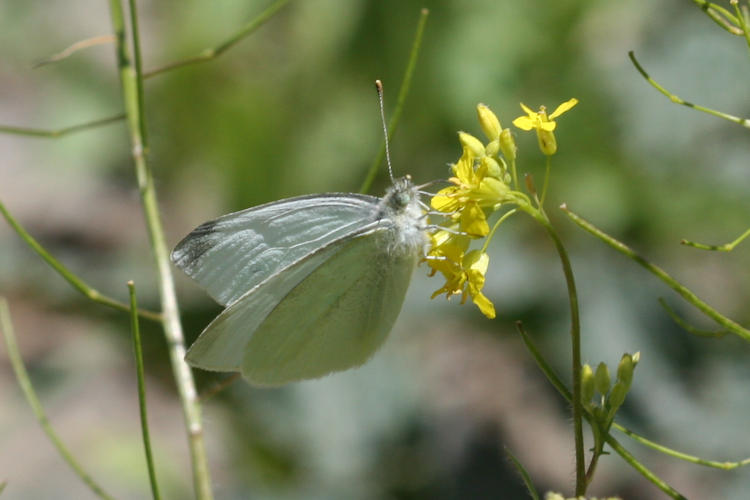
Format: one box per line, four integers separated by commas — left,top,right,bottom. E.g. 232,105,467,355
594,362,610,396
581,363,595,405
499,128,517,161
458,131,486,157
608,380,628,413
477,103,502,141
485,139,500,157
617,353,635,389
480,156,503,179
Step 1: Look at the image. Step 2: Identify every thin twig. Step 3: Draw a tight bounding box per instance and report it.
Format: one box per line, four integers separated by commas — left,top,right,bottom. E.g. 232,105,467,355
143,0,292,77
504,447,540,500
0,0,294,139
359,8,430,194
628,51,750,129
691,0,744,35
658,298,728,338
613,423,750,470
604,435,687,500
0,298,115,500
562,204,750,341
128,282,161,500
33,35,116,68
681,227,750,251
0,114,125,138
0,200,162,322
108,1,213,497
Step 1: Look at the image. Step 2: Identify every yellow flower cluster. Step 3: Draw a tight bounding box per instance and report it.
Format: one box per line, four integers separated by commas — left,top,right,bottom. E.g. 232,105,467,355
425,104,521,319
425,99,578,319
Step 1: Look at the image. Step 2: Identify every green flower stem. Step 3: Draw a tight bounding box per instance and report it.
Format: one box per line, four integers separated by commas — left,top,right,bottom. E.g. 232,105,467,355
628,51,750,129
0,298,115,500
481,208,517,253
658,298,727,338
108,2,213,498
730,1,750,51
613,423,750,470
519,206,586,495
515,322,687,499
604,436,687,500
143,0,292,78
562,205,750,342
359,8,429,194
539,156,551,206
0,200,162,323
128,282,161,500
0,0,293,139
509,158,520,191
0,113,125,138
504,447,540,500
681,227,750,252
691,0,743,35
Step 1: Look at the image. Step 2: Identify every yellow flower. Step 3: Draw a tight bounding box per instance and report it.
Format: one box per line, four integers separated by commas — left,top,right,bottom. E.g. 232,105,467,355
512,98,578,155
430,146,511,236
427,242,496,319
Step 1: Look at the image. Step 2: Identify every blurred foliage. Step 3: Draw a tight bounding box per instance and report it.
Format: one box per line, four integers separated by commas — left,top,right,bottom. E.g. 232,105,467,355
2,0,750,498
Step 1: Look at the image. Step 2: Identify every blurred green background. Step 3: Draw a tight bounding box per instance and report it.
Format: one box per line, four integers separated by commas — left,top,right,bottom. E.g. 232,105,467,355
2,0,750,498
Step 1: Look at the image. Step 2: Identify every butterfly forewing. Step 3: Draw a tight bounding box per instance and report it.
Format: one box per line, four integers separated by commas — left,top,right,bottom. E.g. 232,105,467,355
171,194,380,306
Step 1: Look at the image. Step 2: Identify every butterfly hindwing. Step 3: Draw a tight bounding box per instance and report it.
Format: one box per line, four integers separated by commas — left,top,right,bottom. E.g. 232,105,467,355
240,230,418,386
184,234,355,371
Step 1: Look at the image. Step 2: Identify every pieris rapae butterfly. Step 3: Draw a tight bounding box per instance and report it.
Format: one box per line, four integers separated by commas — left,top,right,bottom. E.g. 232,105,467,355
172,81,429,386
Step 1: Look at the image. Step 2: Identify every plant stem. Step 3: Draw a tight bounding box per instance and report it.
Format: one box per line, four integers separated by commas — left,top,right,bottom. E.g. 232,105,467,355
520,207,586,495
0,299,115,500
628,51,750,129
143,0,292,78
539,156,551,206
0,114,125,138
613,422,750,470
0,200,162,322
128,282,161,500
562,205,750,341
681,227,750,252
604,435,687,500
108,1,213,498
359,8,429,194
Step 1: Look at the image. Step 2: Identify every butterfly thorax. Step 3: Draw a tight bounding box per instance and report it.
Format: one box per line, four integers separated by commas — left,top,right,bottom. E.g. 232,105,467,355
376,176,428,256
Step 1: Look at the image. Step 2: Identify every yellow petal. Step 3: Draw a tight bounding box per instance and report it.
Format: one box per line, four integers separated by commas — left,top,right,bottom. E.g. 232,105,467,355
512,115,535,131
460,203,489,237
519,102,535,116
464,250,490,275
539,121,556,132
453,152,475,184
472,292,496,319
430,189,459,212
548,98,578,120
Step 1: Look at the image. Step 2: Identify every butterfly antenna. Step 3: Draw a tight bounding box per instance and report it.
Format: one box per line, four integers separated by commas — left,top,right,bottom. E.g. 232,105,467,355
375,80,396,184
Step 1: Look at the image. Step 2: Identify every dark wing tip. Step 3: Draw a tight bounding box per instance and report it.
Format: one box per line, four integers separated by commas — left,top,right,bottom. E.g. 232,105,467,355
171,219,221,269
